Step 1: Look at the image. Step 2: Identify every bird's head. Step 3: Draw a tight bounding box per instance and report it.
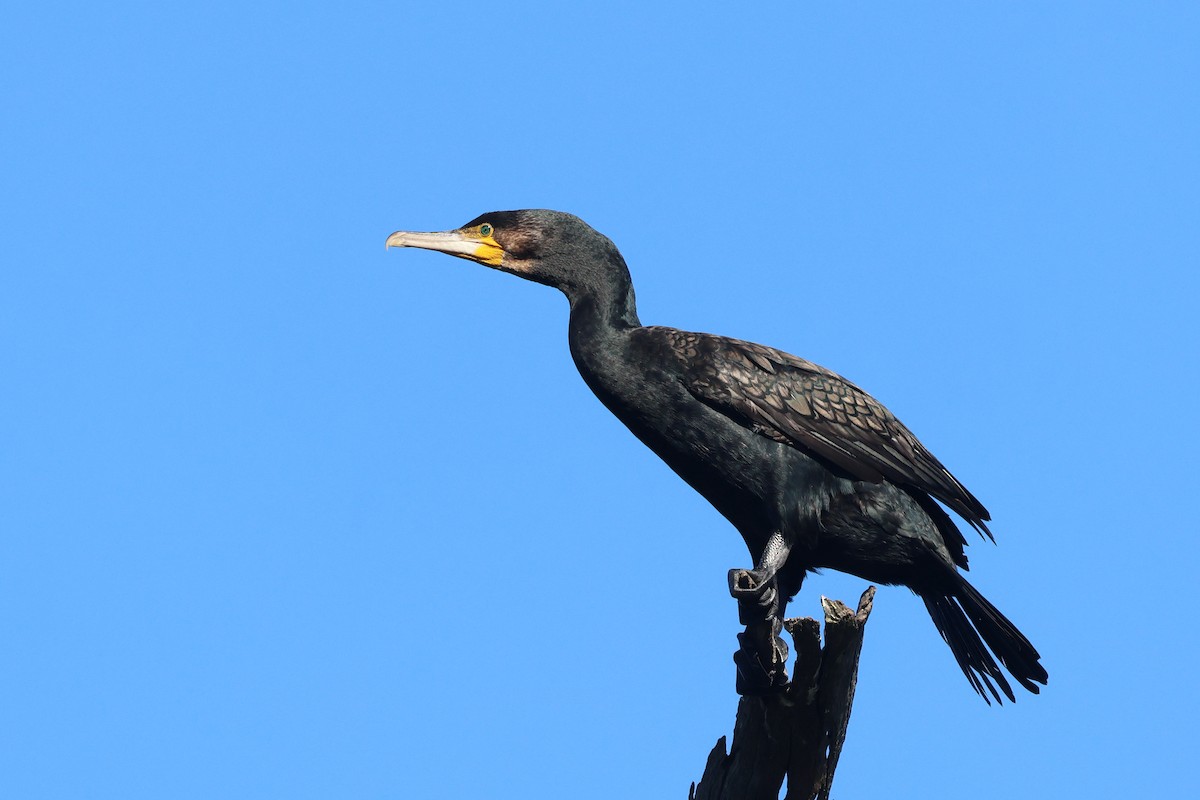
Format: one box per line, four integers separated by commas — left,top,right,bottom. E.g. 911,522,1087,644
385,209,629,296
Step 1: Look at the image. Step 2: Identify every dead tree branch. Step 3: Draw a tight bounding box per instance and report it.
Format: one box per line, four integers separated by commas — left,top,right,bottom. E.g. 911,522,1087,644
690,586,876,800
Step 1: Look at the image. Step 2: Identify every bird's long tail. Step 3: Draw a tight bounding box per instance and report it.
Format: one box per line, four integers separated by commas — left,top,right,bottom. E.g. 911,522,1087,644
922,576,1048,704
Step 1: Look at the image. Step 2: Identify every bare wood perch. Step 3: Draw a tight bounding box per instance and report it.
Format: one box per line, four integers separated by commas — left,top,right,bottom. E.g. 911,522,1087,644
690,586,876,800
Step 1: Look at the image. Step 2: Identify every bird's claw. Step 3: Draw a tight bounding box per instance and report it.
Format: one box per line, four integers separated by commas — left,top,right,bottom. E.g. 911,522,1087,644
728,568,779,626
734,627,790,695
729,568,789,693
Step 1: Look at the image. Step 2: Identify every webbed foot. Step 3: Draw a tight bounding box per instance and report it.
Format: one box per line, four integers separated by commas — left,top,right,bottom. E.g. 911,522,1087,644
733,619,790,695
728,568,780,625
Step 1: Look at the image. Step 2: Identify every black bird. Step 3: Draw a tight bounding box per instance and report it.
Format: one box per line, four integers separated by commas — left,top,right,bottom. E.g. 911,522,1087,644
386,209,1047,703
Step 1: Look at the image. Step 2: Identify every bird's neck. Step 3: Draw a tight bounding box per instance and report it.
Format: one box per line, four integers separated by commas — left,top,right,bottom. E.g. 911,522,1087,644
565,278,641,385
566,277,641,335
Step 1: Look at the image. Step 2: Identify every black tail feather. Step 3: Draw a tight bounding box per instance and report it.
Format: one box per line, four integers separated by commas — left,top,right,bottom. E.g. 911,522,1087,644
922,577,1047,704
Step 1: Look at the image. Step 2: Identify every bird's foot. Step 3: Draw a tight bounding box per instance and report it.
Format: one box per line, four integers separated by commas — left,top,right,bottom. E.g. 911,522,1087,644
729,568,789,693
728,568,780,626
734,618,790,695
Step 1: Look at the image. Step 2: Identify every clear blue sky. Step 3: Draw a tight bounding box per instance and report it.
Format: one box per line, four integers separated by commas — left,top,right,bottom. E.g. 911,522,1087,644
3,3,1197,798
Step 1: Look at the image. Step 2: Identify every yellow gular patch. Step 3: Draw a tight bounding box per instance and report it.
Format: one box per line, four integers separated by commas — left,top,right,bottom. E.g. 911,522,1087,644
472,234,505,267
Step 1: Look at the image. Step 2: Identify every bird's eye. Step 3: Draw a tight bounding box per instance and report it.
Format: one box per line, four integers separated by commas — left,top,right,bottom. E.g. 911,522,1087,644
479,223,493,237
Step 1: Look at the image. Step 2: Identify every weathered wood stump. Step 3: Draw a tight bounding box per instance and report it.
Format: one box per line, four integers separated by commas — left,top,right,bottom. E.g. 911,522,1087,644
690,586,876,800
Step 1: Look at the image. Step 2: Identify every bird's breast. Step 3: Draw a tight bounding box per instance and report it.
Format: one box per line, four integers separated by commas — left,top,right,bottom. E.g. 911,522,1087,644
574,350,789,535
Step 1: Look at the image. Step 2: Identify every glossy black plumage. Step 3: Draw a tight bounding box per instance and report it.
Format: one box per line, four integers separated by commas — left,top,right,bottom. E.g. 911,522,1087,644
385,209,1047,703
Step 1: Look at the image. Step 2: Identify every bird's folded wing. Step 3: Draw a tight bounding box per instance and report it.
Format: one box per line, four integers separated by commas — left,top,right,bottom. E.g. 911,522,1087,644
643,327,992,536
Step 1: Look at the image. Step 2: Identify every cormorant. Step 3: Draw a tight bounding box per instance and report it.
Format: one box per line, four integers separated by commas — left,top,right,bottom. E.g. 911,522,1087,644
386,209,1047,703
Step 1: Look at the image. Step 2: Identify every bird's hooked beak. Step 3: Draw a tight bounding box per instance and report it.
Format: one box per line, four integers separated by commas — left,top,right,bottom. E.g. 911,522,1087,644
384,227,505,268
